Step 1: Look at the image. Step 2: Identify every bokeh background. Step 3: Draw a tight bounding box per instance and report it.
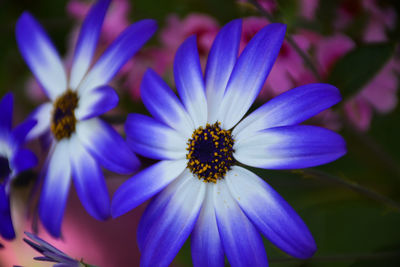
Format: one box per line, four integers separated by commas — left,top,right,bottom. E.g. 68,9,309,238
1,0,400,266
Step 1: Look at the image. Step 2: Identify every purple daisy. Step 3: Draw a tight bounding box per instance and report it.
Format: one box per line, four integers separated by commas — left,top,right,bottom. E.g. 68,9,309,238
112,19,346,266
0,93,37,240
15,0,157,237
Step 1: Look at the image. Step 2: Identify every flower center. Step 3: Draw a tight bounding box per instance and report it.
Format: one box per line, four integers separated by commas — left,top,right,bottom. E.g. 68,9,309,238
0,156,11,183
186,122,235,183
51,90,79,140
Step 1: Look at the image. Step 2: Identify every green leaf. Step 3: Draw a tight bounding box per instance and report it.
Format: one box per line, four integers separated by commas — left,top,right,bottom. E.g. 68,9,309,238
328,42,395,99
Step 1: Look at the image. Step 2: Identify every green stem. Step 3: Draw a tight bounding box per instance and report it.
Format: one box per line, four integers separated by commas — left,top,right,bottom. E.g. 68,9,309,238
269,250,400,263
248,0,322,81
296,169,400,212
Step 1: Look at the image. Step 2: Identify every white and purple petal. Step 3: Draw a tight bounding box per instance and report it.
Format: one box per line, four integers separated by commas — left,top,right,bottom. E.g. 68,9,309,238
69,134,110,221
39,140,71,237
25,102,52,141
226,166,317,258
205,19,241,123
111,159,187,218
0,93,13,131
78,19,157,93
233,83,342,140
125,114,187,160
218,23,286,129
234,125,346,169
174,36,207,128
16,13,67,100
213,179,268,267
141,69,194,137
139,169,206,267
191,183,224,267
69,0,111,90
75,85,118,120
76,118,140,174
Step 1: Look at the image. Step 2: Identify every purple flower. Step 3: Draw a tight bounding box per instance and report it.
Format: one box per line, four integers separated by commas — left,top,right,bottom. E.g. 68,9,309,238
111,19,346,266
0,93,37,240
23,232,85,267
15,0,157,237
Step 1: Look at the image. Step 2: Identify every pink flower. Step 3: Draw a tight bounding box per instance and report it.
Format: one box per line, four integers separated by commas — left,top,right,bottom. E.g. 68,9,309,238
344,97,373,131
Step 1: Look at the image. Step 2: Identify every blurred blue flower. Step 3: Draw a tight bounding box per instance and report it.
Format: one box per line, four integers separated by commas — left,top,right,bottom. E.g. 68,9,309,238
112,19,347,266
0,93,37,241
15,0,157,237
23,232,88,267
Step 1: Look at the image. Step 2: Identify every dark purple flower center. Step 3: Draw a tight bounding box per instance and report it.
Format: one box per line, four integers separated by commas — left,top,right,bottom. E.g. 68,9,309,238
186,122,235,183
51,90,79,140
0,156,11,183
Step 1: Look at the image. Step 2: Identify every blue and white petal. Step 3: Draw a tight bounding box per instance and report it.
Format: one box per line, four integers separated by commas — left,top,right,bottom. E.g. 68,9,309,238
205,19,241,123
191,183,224,267
39,140,71,237
226,166,317,259
69,134,110,221
25,102,52,141
125,114,187,160
141,69,194,137
112,159,187,218
174,36,207,128
213,179,268,267
16,13,67,100
75,85,118,120
76,118,140,174
233,83,342,140
69,0,111,90
139,169,206,267
234,125,346,169
0,93,13,131
78,19,157,94
218,23,286,129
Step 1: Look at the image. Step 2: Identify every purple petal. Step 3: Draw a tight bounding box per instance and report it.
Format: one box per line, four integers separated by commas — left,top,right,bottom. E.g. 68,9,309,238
226,166,317,258
136,169,196,250
25,102,52,141
191,184,224,267
11,119,36,147
0,93,13,131
75,85,118,120
139,169,206,267
39,140,71,237
25,232,69,257
11,148,37,173
0,186,15,240
16,12,67,100
78,19,157,93
69,0,111,90
125,114,187,160
69,135,110,220
141,69,194,136
174,36,207,128
213,179,268,267
76,118,140,174
219,23,286,129
233,83,342,140
205,19,241,123
234,125,346,169
111,159,186,218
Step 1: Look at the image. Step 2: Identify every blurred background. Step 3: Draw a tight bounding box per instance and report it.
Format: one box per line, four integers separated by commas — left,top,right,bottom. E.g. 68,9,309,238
1,0,400,266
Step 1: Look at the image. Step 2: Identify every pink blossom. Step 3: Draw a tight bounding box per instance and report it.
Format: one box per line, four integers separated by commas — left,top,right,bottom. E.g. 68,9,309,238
344,96,373,131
